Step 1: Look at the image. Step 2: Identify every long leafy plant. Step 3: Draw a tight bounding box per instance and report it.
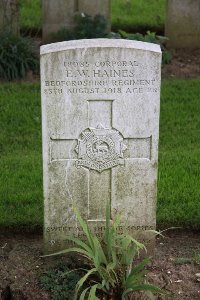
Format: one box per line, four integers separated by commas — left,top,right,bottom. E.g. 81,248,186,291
0,31,39,80
45,205,164,299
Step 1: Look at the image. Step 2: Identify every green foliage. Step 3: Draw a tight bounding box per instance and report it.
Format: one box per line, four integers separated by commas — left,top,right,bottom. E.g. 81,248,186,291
162,50,172,65
45,206,164,299
118,30,172,64
51,14,107,42
0,31,39,80
75,14,107,39
40,262,84,300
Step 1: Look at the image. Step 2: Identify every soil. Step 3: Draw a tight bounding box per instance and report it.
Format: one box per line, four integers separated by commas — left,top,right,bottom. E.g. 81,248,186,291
161,48,200,79
0,230,200,300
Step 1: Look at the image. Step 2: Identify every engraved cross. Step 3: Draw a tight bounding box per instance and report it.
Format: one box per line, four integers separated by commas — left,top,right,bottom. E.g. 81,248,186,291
50,100,152,221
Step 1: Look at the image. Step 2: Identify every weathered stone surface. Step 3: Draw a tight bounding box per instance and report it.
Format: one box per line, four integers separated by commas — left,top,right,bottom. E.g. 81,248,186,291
42,0,110,41
0,0,19,35
40,39,161,253
165,0,200,49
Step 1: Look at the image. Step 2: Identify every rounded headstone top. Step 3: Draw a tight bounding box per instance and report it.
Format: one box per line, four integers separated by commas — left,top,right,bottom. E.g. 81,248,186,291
40,38,161,55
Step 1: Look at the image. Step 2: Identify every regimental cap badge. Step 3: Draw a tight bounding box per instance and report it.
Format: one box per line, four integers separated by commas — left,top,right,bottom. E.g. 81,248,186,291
75,124,127,172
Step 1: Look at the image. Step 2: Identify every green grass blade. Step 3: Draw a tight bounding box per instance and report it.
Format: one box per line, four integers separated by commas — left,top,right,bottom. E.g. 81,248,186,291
124,283,164,294
61,268,88,277
66,235,94,257
146,291,155,300
113,213,122,230
88,284,99,300
42,247,90,258
75,268,97,297
105,202,112,260
125,271,145,289
122,288,133,300
126,257,150,283
79,286,90,300
73,205,95,251
93,236,107,267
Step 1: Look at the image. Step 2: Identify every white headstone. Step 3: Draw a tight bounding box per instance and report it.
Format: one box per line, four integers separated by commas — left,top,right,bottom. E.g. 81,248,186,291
165,0,200,49
40,39,161,253
42,0,110,41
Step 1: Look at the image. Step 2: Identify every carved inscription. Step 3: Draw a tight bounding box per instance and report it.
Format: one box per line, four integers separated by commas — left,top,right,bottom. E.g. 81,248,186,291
45,225,155,248
46,225,154,233
43,60,159,95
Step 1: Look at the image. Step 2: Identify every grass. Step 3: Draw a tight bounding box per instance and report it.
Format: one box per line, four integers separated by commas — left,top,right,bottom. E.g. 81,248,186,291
0,83,43,225
0,79,199,228
111,0,166,32
158,80,200,228
19,0,42,30
19,0,166,32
